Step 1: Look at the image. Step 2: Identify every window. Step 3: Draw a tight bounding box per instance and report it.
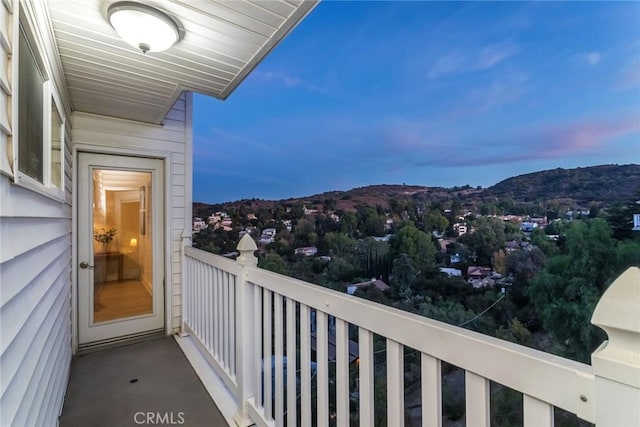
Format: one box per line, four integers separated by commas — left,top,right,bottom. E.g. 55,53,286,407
14,15,66,199
50,95,64,188
18,27,44,183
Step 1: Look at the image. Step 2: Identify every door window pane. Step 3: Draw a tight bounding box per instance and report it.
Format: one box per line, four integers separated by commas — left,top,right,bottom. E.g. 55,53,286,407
92,169,153,323
18,28,44,183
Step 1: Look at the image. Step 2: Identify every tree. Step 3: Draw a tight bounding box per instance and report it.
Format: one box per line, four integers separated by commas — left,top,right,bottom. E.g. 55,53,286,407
504,248,546,284
390,254,416,300
525,219,619,362
339,211,358,237
458,217,506,266
424,213,449,233
389,223,437,273
259,253,288,275
356,205,385,236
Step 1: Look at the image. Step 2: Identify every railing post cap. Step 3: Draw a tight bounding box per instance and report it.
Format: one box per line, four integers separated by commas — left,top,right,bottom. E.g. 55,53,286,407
591,266,640,388
237,234,258,252
236,234,258,266
591,266,640,335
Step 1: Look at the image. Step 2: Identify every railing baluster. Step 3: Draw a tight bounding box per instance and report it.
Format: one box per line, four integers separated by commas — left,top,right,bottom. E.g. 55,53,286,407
196,261,202,338
358,328,374,427
207,267,219,354
212,267,219,358
336,318,349,427
286,298,297,427
203,265,208,342
465,371,490,427
300,304,311,426
316,310,329,427
205,266,211,352
254,286,263,410
217,267,223,360
229,273,236,377
186,259,192,328
263,289,273,420
224,271,230,370
421,353,442,427
523,395,553,427
387,339,404,427
274,294,284,426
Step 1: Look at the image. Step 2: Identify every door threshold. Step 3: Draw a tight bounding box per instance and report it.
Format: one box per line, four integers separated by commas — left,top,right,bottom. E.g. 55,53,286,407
77,329,166,354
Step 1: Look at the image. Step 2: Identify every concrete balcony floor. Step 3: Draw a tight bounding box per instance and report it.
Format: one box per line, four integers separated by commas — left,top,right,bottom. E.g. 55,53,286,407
59,337,229,427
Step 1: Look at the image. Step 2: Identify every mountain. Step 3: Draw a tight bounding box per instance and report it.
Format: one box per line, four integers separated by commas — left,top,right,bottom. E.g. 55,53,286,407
194,164,640,214
483,164,640,203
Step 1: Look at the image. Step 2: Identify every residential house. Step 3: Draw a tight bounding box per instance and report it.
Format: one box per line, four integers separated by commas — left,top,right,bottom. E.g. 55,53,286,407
303,205,318,215
346,278,390,295
453,222,467,235
505,240,521,252
1,2,637,427
450,253,462,264
259,227,276,244
467,266,492,281
193,217,207,233
281,219,293,231
294,246,318,257
440,268,462,278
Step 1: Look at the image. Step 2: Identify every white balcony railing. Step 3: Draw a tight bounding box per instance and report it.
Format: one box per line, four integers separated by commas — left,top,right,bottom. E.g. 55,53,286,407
183,235,640,427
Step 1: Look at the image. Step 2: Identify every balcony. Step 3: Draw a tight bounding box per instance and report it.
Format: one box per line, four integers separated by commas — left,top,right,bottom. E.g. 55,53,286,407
165,235,638,427
59,235,638,426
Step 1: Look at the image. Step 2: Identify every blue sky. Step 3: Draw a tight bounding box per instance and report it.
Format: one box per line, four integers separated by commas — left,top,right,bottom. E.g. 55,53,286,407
192,1,640,204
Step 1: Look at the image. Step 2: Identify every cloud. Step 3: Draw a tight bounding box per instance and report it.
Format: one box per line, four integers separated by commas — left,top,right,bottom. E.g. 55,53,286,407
585,52,602,65
252,70,325,93
407,114,639,168
428,51,467,78
428,41,519,79
474,41,520,70
442,71,530,120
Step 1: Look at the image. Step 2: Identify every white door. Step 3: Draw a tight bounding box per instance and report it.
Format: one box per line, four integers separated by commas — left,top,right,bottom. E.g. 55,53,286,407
78,153,164,346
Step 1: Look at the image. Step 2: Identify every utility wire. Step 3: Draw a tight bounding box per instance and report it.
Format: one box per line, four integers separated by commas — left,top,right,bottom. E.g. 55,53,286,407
457,294,505,327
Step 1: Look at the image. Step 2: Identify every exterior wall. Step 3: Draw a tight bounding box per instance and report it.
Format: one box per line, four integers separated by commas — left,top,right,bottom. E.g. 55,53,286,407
73,92,192,333
0,1,73,425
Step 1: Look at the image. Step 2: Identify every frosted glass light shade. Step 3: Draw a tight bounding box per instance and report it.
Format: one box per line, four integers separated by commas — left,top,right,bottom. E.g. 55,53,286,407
108,2,180,53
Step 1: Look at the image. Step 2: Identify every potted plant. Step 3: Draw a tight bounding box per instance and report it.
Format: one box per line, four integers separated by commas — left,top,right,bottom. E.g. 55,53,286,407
94,227,117,253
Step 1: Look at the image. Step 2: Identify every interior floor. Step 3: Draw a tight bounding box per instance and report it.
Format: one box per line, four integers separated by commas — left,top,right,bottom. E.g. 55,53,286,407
94,279,152,323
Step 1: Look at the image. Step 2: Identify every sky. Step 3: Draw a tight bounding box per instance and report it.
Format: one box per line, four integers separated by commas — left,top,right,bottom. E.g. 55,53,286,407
192,1,640,204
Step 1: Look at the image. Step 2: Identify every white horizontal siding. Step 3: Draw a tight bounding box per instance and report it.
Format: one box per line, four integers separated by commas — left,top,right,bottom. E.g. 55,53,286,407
73,93,189,333
0,179,72,427
0,2,73,426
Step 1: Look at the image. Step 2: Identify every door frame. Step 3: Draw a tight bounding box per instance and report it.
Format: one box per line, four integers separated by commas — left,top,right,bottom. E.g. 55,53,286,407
72,144,174,352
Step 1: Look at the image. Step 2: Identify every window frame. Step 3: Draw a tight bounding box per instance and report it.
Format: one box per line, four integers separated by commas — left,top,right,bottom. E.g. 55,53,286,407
12,7,66,202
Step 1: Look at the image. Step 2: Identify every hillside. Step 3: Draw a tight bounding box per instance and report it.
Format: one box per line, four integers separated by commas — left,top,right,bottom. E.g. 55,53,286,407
483,164,640,203
194,164,639,214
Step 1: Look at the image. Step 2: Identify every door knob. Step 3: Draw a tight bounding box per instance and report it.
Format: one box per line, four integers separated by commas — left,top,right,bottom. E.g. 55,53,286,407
79,261,94,269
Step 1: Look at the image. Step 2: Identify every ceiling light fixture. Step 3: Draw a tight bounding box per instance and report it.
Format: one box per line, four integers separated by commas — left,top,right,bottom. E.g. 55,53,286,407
108,1,182,54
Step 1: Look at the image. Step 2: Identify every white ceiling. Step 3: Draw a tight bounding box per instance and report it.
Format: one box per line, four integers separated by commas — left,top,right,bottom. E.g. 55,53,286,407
47,0,317,124
95,169,150,191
